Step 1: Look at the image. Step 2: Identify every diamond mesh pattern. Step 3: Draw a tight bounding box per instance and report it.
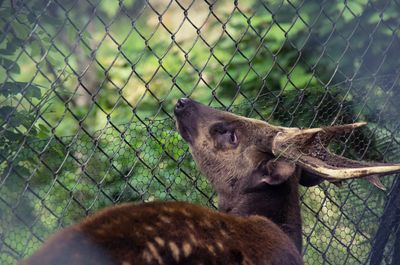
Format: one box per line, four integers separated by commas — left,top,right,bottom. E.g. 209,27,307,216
1,1,400,264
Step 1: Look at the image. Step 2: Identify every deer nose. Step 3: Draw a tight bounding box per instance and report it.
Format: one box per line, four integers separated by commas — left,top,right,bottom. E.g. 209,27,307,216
174,98,191,114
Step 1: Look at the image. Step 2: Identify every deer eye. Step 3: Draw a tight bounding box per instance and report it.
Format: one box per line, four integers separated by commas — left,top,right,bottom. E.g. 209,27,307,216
218,130,239,148
229,131,238,145
210,123,239,149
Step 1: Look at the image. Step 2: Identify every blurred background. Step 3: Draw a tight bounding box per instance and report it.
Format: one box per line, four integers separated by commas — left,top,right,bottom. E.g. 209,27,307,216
1,0,400,264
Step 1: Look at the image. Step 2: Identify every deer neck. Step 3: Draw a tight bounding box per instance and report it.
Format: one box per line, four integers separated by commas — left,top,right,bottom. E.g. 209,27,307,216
218,168,303,252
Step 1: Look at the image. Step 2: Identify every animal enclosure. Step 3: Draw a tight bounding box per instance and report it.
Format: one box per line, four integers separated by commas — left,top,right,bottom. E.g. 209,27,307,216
1,0,400,264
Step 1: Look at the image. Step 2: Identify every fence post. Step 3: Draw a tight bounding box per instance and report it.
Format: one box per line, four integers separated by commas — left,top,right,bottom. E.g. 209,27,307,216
370,178,400,265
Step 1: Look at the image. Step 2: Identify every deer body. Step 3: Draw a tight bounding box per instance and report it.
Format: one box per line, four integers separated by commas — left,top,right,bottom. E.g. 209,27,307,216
21,98,400,265
21,201,301,265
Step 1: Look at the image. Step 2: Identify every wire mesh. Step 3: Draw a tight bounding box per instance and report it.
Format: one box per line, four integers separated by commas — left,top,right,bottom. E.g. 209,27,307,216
1,0,400,264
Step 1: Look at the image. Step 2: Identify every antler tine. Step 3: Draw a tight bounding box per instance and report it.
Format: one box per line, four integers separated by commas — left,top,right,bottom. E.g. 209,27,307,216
272,122,400,187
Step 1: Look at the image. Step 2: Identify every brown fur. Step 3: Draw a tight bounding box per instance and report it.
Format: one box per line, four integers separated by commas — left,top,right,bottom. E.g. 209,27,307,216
21,201,302,265
174,99,399,254
175,99,303,251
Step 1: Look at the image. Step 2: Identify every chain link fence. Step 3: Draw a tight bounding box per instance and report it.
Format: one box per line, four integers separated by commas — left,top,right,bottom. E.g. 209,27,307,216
1,0,400,264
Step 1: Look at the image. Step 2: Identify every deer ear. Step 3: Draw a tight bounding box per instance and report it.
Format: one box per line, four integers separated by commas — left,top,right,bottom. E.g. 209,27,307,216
263,159,296,185
247,159,296,192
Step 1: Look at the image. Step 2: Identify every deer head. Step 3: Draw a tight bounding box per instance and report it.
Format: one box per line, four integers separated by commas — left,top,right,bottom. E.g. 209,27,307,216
174,98,400,250
174,98,400,190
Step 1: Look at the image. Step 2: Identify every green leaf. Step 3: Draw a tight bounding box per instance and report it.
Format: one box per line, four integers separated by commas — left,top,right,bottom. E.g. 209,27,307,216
0,107,35,128
0,82,42,99
37,124,50,139
11,20,30,40
16,111,35,128
0,40,18,55
0,56,20,74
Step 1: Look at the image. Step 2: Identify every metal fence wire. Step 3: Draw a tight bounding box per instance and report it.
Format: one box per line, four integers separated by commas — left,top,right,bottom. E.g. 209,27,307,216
1,0,400,264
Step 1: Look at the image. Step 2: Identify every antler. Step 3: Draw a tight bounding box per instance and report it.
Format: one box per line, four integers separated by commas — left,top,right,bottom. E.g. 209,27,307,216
271,122,400,188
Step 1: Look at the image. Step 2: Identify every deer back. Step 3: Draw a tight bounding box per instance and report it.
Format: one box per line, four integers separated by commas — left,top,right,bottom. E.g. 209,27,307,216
20,201,303,265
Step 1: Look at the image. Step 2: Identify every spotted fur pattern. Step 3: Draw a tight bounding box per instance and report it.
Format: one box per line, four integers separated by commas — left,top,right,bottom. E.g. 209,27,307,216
20,201,302,265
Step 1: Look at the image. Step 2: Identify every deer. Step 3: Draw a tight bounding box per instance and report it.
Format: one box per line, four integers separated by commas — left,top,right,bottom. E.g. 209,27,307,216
20,98,400,265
